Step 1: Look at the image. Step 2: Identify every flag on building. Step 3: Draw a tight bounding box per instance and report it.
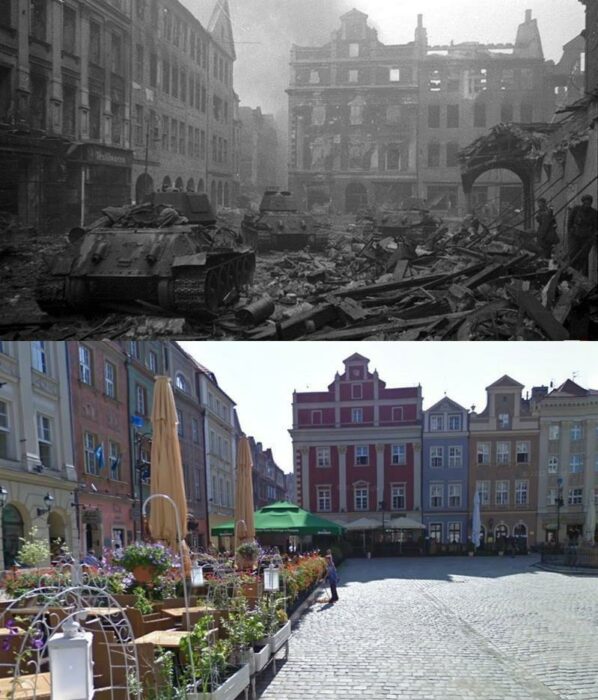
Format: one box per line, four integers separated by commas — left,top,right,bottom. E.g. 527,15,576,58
95,444,104,471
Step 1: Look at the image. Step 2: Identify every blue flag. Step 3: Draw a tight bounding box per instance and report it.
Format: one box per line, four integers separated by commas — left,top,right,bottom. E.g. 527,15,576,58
95,444,104,471
110,454,120,477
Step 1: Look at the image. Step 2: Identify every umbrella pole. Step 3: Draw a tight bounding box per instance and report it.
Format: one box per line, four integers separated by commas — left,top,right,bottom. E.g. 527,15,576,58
143,494,195,685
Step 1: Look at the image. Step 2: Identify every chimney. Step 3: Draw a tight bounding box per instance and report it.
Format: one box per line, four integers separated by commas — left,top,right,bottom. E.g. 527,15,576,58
417,13,423,28
525,9,532,22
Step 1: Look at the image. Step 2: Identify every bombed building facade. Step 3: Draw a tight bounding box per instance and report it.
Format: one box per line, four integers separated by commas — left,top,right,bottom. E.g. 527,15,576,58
287,9,582,216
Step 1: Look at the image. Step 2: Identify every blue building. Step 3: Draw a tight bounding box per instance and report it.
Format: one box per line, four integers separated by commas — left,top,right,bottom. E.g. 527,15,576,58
422,397,469,545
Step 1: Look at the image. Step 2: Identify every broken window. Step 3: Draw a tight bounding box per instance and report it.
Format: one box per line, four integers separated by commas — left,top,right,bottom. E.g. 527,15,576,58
520,102,533,122
520,68,533,90
112,91,123,145
474,100,486,128
500,69,515,91
89,93,102,140
389,68,400,82
500,101,513,123
348,69,359,83
62,84,77,138
428,69,442,91
428,104,440,128
447,74,460,92
0,2,11,27
135,45,144,84
30,0,46,41
312,105,325,126
111,33,123,75
163,59,170,94
309,70,320,84
386,104,401,124
468,68,487,94
350,103,364,125
170,117,177,151
447,104,459,128
349,43,359,58
29,73,47,129
446,142,459,167
427,142,440,167
150,53,158,87
89,22,101,65
63,6,77,54
386,144,400,170
162,115,169,150
134,104,144,146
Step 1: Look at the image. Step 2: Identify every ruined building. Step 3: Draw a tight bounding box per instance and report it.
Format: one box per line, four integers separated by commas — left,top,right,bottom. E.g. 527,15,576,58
287,9,582,216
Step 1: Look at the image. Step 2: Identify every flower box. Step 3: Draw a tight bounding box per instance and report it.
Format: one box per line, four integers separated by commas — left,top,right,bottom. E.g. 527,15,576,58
269,620,291,654
187,663,250,700
253,643,270,674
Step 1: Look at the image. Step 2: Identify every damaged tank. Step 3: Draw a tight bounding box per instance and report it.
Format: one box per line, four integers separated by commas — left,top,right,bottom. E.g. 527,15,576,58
241,189,328,252
35,192,255,318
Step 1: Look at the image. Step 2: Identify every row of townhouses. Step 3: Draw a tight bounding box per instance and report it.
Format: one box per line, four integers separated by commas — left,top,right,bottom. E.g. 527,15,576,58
290,354,598,548
0,341,287,569
0,0,240,232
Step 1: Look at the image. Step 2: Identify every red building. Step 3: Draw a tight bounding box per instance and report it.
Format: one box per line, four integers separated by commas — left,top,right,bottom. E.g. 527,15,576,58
67,341,133,556
289,354,423,525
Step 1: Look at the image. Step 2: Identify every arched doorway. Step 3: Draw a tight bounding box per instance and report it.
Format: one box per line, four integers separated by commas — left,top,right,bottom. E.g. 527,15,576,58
197,178,205,193
161,175,172,192
47,511,66,560
345,182,368,214
186,178,195,192
175,176,184,192
2,504,24,567
513,523,528,552
135,173,154,204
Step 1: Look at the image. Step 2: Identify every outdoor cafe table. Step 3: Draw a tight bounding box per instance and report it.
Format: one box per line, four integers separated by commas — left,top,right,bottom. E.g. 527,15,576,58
0,671,51,699
134,629,189,648
162,606,215,620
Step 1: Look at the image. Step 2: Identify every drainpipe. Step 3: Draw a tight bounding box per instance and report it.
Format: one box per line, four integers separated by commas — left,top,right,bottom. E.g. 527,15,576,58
124,353,136,541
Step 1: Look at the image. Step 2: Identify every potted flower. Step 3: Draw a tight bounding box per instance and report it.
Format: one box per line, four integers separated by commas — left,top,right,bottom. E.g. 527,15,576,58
235,541,260,571
115,542,174,583
16,528,51,568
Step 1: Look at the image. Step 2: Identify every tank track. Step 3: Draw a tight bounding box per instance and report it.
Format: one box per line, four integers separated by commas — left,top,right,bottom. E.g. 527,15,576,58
34,275,68,316
173,252,255,317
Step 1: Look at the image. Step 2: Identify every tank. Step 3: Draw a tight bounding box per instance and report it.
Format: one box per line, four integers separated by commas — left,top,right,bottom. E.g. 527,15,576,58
241,189,328,252
35,193,255,318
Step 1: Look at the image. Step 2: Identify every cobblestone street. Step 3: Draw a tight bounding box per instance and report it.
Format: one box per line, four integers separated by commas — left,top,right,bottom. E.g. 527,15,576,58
257,556,598,700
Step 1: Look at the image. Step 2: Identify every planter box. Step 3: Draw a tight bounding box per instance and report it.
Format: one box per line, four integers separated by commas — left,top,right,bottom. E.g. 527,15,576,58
187,663,250,700
269,620,291,654
253,643,270,673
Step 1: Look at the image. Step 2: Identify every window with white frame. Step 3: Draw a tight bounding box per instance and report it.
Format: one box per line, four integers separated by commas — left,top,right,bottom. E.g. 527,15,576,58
547,488,558,505
32,341,48,374
84,431,97,475
317,447,330,467
448,483,461,507
516,441,529,464
0,400,9,459
392,407,403,421
391,444,406,465
448,446,462,468
209,430,215,453
448,522,461,543
430,415,443,431
389,68,400,82
568,488,583,505
391,484,406,510
355,446,368,465
146,350,157,373
109,441,120,480
496,442,510,465
351,384,362,399
569,454,584,473
429,522,442,542
176,408,183,436
352,408,363,423
104,361,116,399
129,341,140,359
175,373,190,393
317,486,331,512
37,413,52,468
430,483,443,508
348,69,359,83
477,442,489,465
515,480,528,505
476,480,490,505
549,424,560,441
136,384,147,416
570,423,582,441
495,480,509,505
79,345,92,385
430,446,443,468
349,42,359,57
548,456,559,473
448,414,462,431
311,410,322,425
354,486,368,511
191,418,199,444
498,413,510,428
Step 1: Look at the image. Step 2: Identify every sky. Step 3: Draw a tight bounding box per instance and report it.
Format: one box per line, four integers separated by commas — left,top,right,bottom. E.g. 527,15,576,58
181,0,585,116
180,341,598,475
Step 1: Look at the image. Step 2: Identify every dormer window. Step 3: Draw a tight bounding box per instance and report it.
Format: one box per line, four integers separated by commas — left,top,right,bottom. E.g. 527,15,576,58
349,43,359,58
498,413,510,429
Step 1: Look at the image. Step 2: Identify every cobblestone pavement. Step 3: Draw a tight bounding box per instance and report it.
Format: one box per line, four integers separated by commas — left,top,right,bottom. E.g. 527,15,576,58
256,555,598,700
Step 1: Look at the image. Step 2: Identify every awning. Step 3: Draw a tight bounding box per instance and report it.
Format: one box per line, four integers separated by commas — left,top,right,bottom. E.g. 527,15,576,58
345,517,382,531
211,500,345,536
387,516,426,530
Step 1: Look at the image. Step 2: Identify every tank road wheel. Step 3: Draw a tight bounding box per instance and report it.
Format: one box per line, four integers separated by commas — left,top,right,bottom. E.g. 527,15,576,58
204,268,222,313
34,275,68,316
172,270,208,318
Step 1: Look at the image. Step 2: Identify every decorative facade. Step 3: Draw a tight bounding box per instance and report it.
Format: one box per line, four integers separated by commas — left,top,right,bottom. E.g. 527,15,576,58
290,353,423,525
249,437,287,510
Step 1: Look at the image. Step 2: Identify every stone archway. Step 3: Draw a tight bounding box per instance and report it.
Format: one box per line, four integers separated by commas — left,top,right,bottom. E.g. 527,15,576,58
186,178,195,192
175,176,184,192
2,503,24,567
161,175,172,192
197,178,205,193
345,182,368,214
135,173,154,204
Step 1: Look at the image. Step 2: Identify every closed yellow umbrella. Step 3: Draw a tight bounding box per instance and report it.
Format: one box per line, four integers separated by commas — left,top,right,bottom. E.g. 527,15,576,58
234,435,255,552
148,376,190,573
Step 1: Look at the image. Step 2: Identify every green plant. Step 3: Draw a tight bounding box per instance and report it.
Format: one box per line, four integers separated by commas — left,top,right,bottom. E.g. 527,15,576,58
133,586,154,615
17,528,51,567
222,597,265,651
235,540,260,558
114,542,174,576
179,614,232,694
257,594,288,636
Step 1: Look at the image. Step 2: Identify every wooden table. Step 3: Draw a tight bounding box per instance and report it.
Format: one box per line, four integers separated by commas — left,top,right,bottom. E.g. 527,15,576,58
162,606,215,620
81,607,124,617
134,629,188,648
0,671,51,699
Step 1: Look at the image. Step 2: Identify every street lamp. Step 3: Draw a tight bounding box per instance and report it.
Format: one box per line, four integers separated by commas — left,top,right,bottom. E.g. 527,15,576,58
37,492,54,517
0,486,8,508
556,477,564,547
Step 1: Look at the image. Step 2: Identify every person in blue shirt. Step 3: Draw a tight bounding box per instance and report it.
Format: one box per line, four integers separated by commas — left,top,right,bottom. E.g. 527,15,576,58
325,554,339,603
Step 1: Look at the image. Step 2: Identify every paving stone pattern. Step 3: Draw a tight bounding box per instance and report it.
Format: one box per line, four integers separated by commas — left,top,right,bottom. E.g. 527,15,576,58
256,556,598,700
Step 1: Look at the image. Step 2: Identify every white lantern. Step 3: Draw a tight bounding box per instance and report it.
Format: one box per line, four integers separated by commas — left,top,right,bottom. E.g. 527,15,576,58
48,618,94,700
264,562,280,591
190,563,204,587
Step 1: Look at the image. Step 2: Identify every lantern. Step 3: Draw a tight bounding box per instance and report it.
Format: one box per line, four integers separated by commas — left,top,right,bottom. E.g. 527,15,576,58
263,561,280,591
48,618,94,700
190,563,204,587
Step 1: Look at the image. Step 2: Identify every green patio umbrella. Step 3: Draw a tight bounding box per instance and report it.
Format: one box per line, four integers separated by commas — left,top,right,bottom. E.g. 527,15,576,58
211,501,344,536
